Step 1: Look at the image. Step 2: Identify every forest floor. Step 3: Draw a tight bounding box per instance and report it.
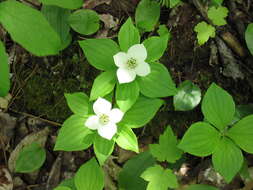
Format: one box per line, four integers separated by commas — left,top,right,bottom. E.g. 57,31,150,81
0,0,253,189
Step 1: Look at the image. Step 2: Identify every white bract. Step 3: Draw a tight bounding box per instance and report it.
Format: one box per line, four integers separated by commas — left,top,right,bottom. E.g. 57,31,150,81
113,44,151,84
85,97,124,140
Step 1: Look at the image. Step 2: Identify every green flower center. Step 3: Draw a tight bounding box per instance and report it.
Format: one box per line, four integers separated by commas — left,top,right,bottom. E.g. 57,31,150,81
99,114,110,125
126,58,138,69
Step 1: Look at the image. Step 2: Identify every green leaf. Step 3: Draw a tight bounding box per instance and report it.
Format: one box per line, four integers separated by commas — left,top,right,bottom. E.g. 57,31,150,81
90,71,117,101
186,184,219,190
169,0,181,8
0,40,10,97
208,6,228,26
120,96,164,128
227,115,253,153
75,158,104,190
202,83,235,131
135,0,160,32
211,0,224,6
173,80,201,111
38,0,83,9
178,122,220,157
79,39,120,71
93,134,115,165
0,0,61,56
118,151,156,190
65,92,89,115
239,159,250,180
150,126,182,163
245,23,253,56
138,63,177,98
116,81,139,112
212,137,243,183
41,5,71,50
194,21,216,45
233,104,253,123
118,18,140,52
54,187,71,190
69,9,100,35
15,143,46,173
59,178,77,190
141,165,178,190
54,115,93,151
116,126,139,153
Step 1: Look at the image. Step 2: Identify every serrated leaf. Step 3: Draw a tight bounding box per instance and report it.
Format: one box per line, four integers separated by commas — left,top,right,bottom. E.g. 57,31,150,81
54,115,93,151
141,165,178,190
178,122,220,157
194,21,216,45
135,0,160,32
212,137,243,183
208,6,228,26
38,0,83,9
90,71,117,101
202,83,235,131
173,80,201,111
116,81,139,112
227,115,253,153
69,9,100,35
120,96,164,128
118,18,140,52
15,143,46,173
93,134,115,165
75,158,104,190
118,151,156,190
0,40,10,97
0,0,61,56
79,39,120,71
150,126,182,163
41,5,71,50
245,23,253,55
186,184,219,190
116,126,139,153
137,63,177,98
65,92,90,115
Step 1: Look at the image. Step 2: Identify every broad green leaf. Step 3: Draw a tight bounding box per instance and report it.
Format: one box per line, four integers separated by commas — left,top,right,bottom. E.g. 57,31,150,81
186,184,219,190
0,0,61,56
135,0,160,32
41,5,71,50
150,126,182,163
0,40,10,97
202,83,235,131
54,115,93,151
138,63,177,98
245,23,253,55
65,92,89,115
120,96,164,128
94,134,115,165
90,71,117,101
79,39,120,71
169,0,181,8
116,81,139,112
211,0,224,6
227,115,253,153
141,165,178,190
118,18,140,52
54,187,71,190
69,9,99,35
173,80,201,111
178,122,220,157
15,143,46,173
75,158,104,190
116,126,139,153
118,151,156,190
212,137,243,183
194,21,216,45
233,104,253,123
208,6,228,26
38,0,83,9
59,178,77,190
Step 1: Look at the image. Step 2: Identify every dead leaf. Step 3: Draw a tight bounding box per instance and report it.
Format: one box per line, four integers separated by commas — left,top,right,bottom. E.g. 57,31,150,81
0,166,13,190
84,0,111,9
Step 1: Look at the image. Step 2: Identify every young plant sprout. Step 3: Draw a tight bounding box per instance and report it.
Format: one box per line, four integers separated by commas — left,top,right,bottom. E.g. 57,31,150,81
85,97,124,140
113,44,151,84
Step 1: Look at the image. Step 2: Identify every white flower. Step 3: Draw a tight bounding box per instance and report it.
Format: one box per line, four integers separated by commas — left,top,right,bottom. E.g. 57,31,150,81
85,97,124,140
113,44,151,84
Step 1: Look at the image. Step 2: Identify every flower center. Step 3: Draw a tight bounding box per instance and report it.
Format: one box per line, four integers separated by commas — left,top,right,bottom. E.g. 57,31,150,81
126,58,138,69
99,114,110,125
